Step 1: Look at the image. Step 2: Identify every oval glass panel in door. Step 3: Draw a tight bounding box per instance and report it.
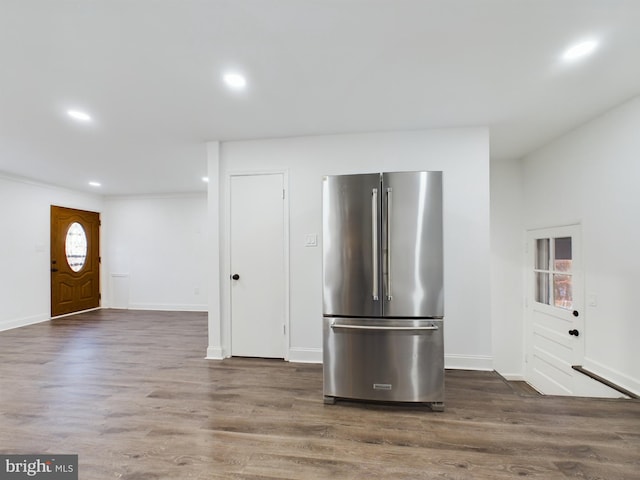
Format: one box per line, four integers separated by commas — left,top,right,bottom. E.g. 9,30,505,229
65,222,88,272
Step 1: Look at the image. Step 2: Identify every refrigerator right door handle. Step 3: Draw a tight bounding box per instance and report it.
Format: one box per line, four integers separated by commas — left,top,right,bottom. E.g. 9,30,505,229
385,187,392,301
372,188,379,301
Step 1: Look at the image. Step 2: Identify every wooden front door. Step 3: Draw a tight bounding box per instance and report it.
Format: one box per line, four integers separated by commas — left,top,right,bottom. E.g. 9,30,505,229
51,206,101,317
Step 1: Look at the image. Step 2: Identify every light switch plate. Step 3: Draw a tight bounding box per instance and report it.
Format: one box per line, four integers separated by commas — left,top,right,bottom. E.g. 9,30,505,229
304,234,318,247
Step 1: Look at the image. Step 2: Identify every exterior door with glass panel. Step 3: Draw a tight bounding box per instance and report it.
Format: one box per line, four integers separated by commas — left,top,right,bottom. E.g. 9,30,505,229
51,206,101,317
526,225,583,395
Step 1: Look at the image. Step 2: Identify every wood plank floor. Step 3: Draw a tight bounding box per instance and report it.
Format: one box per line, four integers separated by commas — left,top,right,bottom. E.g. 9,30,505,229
0,310,638,480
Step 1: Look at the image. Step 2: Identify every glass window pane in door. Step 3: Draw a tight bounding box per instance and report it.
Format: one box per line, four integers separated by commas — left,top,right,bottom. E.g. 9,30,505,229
554,237,572,272
553,274,573,309
65,222,88,272
535,272,550,305
535,239,550,270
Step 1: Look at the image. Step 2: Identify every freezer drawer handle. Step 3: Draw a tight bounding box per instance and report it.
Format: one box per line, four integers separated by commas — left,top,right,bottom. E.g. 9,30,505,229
330,323,438,331
372,188,379,301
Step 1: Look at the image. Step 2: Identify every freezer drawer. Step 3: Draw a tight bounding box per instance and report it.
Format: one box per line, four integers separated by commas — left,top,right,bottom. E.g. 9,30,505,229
323,317,444,407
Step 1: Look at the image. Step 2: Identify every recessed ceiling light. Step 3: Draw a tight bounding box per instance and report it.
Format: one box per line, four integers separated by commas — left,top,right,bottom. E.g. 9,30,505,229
89,181,101,187
67,110,92,122
223,72,247,90
562,40,598,61
202,176,209,183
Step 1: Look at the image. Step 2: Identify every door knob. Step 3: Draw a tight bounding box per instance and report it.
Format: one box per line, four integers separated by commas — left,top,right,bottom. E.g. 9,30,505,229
231,274,240,280
568,329,580,337
572,310,579,317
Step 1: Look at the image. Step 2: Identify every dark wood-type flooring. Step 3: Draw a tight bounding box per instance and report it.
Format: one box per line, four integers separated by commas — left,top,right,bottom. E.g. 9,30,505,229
0,310,638,479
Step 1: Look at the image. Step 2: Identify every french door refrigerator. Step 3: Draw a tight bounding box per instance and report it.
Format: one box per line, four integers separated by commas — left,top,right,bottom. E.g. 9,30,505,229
322,171,444,410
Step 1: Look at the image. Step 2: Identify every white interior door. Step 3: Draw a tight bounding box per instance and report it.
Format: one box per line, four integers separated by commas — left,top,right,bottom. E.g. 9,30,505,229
230,173,286,358
526,225,584,395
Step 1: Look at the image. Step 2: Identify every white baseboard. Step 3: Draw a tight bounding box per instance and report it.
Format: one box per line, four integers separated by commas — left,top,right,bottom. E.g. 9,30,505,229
128,303,208,312
204,345,495,372
583,357,639,397
288,347,322,364
499,373,526,381
205,346,225,360
204,346,322,362
50,307,101,319
285,350,493,369
444,354,494,371
0,313,50,332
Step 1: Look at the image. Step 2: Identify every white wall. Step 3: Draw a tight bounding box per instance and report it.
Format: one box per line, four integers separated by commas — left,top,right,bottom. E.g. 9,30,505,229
490,159,525,379
0,174,104,331
103,194,208,311
208,128,492,368
521,96,640,395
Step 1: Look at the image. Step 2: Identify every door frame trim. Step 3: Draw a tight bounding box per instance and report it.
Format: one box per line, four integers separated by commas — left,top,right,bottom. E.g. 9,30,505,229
222,169,290,360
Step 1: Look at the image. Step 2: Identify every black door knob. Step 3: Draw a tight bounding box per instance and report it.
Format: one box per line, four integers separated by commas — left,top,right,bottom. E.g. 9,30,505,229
572,310,579,317
568,329,580,337
231,274,240,280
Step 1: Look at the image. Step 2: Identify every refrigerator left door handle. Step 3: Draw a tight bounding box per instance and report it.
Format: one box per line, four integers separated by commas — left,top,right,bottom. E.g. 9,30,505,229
372,187,379,301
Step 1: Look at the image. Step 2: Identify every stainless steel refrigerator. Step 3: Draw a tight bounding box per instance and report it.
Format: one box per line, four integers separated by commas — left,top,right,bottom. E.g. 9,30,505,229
322,171,444,410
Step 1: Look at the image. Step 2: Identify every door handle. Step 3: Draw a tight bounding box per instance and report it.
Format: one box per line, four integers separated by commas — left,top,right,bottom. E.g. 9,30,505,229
572,310,579,317
331,323,438,331
371,187,379,301
51,268,59,273
231,274,240,280
568,329,580,337
385,187,392,301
